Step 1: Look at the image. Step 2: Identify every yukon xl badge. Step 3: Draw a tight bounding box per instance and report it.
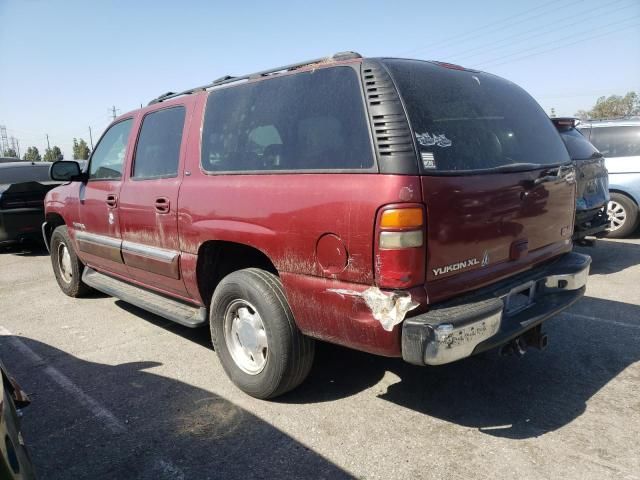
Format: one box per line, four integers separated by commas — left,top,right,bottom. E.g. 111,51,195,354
433,250,489,277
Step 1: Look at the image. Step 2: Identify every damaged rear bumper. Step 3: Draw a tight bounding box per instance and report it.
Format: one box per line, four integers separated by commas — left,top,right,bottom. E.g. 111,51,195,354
402,252,591,366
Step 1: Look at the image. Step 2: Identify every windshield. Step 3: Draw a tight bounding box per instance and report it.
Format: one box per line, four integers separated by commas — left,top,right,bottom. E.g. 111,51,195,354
383,59,571,173
557,127,602,161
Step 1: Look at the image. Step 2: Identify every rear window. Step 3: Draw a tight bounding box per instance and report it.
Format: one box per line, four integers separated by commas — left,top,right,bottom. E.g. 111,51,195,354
588,126,640,158
0,165,52,184
201,66,374,172
383,59,570,173
557,128,602,161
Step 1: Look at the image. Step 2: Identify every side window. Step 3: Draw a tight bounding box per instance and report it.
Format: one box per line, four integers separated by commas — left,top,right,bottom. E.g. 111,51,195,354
201,67,373,172
589,126,640,158
89,119,133,180
133,107,186,179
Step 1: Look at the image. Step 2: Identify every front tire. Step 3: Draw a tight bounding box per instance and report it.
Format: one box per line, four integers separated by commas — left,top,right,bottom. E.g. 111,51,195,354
210,268,315,399
607,192,639,238
50,225,92,297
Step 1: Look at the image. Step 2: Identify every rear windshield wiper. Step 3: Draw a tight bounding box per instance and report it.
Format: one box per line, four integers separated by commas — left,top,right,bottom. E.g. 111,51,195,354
482,163,544,173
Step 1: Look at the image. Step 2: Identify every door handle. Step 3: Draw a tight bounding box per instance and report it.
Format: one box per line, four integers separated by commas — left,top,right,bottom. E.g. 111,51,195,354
106,194,118,208
155,197,170,214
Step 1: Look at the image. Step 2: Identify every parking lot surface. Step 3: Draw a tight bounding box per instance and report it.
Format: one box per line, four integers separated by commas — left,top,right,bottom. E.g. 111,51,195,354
1,238,639,479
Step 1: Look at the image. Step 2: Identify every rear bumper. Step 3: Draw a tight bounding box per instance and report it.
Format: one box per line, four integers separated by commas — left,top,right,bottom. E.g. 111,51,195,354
402,252,591,366
0,208,44,245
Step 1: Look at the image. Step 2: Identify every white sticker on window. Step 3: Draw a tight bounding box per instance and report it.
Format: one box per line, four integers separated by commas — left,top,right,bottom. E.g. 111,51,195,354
416,132,452,148
421,152,436,169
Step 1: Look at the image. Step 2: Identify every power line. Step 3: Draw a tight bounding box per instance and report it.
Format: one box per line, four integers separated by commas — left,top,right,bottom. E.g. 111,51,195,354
475,19,640,69
447,0,634,63
401,0,580,58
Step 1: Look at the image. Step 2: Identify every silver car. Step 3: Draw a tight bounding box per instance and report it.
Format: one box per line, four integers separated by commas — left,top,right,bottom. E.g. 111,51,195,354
579,118,640,238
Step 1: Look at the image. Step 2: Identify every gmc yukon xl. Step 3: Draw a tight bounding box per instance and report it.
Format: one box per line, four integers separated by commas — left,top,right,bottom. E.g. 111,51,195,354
44,52,591,399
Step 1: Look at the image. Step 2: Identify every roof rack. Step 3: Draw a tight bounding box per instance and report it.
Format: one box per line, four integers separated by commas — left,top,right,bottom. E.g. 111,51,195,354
147,51,362,105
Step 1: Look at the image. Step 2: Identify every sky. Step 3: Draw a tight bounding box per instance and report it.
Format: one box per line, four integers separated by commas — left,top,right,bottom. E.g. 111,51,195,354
1,0,639,159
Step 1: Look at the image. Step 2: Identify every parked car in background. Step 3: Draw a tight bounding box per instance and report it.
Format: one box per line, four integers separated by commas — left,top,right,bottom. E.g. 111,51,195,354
0,161,60,246
0,360,35,479
44,53,590,399
551,117,609,243
578,118,640,238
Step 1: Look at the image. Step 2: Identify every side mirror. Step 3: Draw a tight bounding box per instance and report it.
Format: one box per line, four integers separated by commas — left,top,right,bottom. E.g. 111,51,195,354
50,160,82,182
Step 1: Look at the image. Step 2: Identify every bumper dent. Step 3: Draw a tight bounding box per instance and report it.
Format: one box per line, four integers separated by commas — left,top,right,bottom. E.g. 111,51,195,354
402,252,591,366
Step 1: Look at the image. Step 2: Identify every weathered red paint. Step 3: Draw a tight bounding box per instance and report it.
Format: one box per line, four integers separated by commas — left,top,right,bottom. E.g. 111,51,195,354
45,62,576,358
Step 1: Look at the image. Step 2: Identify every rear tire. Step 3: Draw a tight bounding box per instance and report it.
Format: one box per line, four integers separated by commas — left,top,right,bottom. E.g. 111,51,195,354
210,268,315,399
50,225,92,297
606,192,639,238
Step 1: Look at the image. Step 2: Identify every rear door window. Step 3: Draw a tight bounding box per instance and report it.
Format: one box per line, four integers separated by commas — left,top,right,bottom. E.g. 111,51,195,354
383,59,570,173
201,67,374,172
133,106,186,179
588,126,640,157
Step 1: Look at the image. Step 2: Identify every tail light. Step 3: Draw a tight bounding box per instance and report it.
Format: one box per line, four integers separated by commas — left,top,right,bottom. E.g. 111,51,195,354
374,204,426,289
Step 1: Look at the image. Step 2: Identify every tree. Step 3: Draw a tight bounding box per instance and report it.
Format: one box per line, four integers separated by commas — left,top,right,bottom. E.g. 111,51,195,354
575,91,640,120
2,148,18,158
23,146,41,162
43,146,63,162
73,138,91,160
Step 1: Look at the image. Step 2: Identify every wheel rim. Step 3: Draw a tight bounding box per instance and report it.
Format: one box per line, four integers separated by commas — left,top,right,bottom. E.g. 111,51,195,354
223,299,268,375
57,243,73,284
607,200,626,231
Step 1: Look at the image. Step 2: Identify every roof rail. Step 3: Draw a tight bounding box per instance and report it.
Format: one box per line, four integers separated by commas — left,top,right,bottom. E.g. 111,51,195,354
147,51,362,105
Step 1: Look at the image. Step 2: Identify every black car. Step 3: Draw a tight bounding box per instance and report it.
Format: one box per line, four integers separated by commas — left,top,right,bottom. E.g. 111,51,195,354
0,162,62,246
552,118,609,243
0,360,35,479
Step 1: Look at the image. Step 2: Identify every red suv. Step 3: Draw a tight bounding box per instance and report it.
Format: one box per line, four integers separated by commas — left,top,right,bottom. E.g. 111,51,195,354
44,52,590,398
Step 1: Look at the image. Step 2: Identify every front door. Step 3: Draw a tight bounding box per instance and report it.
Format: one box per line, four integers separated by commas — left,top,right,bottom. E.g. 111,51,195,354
118,105,189,297
76,118,135,277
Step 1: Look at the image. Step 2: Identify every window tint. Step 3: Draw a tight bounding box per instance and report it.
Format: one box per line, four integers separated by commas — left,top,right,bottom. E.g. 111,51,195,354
588,126,640,158
383,59,570,172
558,128,601,161
201,67,373,172
133,107,185,179
89,119,133,180
0,165,52,184
577,126,591,141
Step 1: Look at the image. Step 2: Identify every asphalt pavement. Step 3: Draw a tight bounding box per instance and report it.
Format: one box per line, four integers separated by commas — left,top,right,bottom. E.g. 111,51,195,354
0,237,639,479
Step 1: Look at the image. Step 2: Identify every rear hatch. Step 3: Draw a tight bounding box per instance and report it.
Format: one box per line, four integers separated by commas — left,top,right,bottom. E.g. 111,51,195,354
383,59,576,303
552,118,609,211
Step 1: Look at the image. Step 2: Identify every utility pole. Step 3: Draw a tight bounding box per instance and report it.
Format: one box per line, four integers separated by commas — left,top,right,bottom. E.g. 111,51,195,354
0,126,8,154
16,139,20,158
110,105,120,121
46,134,51,151
88,126,94,150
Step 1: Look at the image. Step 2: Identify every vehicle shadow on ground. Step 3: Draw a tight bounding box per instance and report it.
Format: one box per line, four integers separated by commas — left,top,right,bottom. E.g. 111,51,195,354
0,335,353,480
113,300,213,349
0,241,49,257
284,295,640,440
575,238,640,275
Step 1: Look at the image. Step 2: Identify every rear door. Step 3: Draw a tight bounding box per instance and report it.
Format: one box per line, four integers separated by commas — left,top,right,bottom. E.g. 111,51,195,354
118,104,189,297
383,59,575,303
77,119,134,277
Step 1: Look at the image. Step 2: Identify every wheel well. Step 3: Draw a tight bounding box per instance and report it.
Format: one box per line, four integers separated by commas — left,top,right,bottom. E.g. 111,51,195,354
610,189,639,207
196,241,278,307
44,213,65,244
